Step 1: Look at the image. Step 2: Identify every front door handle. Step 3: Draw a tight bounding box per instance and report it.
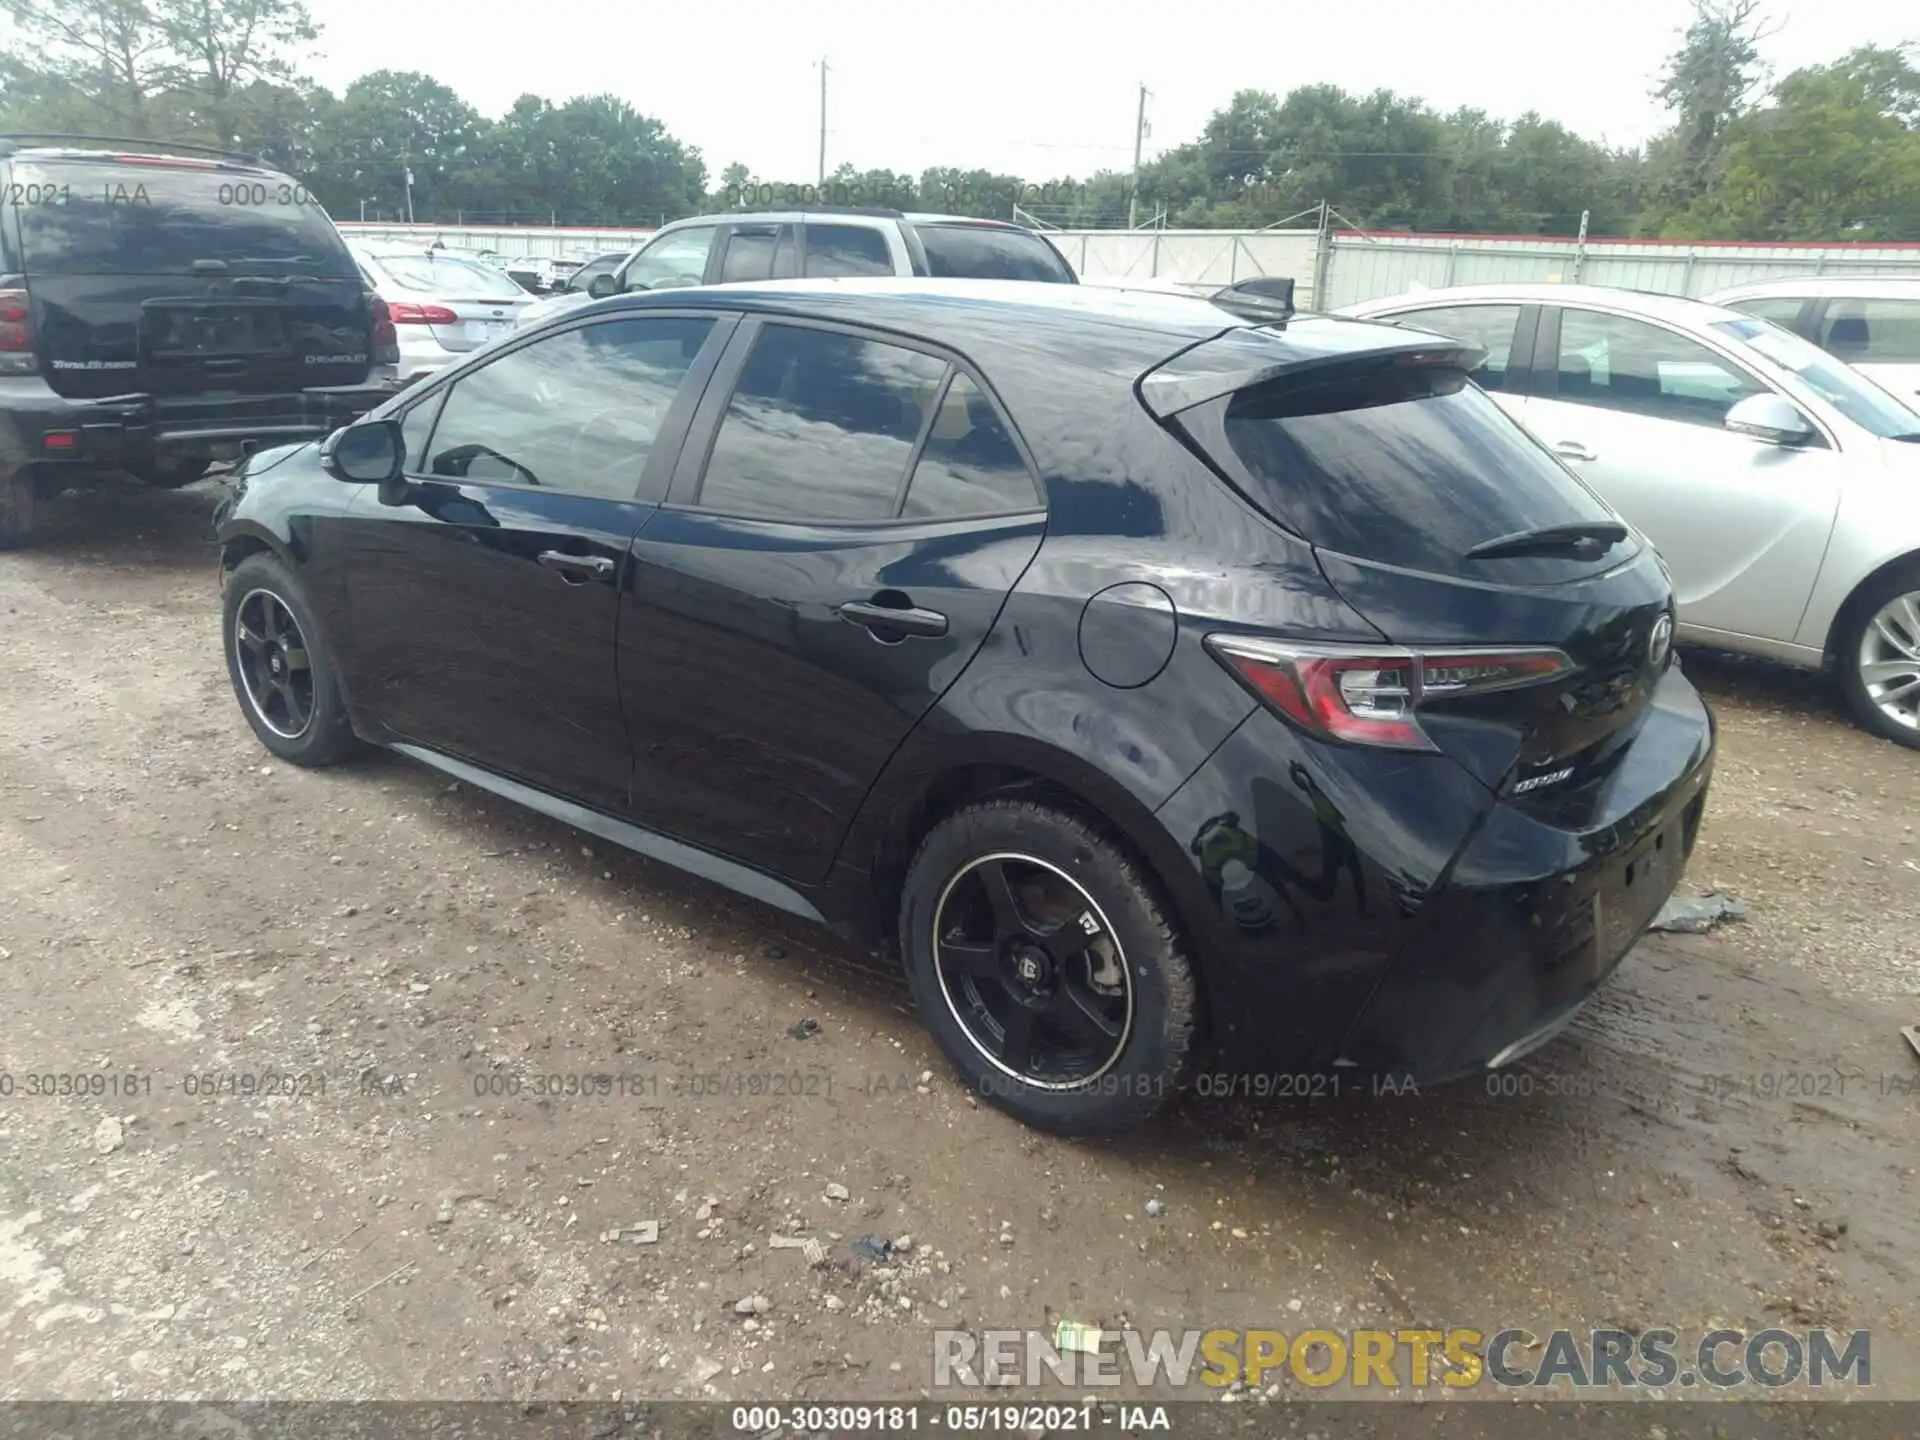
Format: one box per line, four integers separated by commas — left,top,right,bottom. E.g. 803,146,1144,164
1553,440,1598,462
538,550,616,583
839,598,949,640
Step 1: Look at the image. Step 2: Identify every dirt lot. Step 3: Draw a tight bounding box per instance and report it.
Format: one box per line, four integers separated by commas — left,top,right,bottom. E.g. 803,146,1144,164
2,476,1917,1413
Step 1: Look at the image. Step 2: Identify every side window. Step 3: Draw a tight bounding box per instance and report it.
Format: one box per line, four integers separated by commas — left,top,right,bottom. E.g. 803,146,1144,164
399,389,445,471
624,227,718,292
1384,305,1523,393
718,224,797,283
419,316,716,498
1553,309,1766,426
804,224,893,278
1728,295,1809,333
1821,298,1920,364
903,375,1038,519
696,323,948,522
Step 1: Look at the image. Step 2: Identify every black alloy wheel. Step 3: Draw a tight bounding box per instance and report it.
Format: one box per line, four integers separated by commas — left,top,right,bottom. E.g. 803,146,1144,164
233,587,315,741
932,851,1134,1088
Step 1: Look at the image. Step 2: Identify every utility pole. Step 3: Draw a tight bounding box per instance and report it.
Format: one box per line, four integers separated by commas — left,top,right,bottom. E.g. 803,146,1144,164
1127,84,1150,230
817,58,829,187
403,162,415,225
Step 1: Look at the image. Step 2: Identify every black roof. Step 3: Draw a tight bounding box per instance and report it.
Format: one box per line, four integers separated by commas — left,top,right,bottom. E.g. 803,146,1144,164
0,133,272,170
597,277,1443,407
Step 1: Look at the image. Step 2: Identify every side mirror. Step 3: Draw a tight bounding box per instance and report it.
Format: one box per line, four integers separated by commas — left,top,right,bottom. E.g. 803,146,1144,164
1725,393,1816,447
587,272,617,300
321,418,404,483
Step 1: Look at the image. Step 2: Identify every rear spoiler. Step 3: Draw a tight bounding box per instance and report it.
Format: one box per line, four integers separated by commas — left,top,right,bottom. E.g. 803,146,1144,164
1138,307,1486,421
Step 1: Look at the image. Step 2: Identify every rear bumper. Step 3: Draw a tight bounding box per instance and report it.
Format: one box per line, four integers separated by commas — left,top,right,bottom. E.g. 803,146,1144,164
0,374,403,470
1154,664,1716,1082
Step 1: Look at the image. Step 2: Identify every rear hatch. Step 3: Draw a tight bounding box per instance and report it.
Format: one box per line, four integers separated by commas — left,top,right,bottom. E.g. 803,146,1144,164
362,251,530,353
1148,321,1677,795
12,154,372,400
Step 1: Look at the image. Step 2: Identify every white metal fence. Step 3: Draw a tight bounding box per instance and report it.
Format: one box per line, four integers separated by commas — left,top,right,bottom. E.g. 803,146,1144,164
338,221,1920,308
1319,233,1920,308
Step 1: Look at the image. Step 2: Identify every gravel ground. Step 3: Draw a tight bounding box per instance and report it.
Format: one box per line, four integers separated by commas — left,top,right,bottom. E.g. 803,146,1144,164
1,476,1916,1410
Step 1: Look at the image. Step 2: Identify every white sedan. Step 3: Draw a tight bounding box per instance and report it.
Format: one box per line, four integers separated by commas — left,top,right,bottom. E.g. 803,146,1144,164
1340,283,1920,748
349,245,533,383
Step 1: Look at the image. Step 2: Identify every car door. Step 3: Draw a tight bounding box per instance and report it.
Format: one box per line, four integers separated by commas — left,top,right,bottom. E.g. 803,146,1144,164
1517,305,1845,643
620,317,1048,883
1361,303,1534,420
339,311,734,813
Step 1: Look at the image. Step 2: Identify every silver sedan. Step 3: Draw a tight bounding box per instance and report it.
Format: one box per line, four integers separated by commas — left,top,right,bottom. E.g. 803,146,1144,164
349,245,533,383
1339,283,1920,748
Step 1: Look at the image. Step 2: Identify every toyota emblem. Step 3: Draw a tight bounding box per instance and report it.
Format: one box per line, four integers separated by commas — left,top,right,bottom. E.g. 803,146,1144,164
1649,613,1674,669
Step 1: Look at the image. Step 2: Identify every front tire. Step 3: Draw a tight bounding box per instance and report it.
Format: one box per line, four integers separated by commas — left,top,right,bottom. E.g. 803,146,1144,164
899,798,1197,1135
1837,563,1920,750
222,552,361,766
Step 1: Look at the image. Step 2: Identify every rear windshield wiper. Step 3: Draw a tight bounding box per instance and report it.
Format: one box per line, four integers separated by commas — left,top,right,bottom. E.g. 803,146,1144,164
1464,520,1630,562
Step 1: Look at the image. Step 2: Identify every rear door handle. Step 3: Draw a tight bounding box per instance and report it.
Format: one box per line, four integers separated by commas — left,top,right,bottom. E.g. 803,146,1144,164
839,599,949,639
537,550,616,583
1553,440,1598,462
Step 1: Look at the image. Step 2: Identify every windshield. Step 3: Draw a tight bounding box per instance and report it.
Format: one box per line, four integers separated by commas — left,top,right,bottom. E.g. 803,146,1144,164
367,253,526,299
1712,317,1920,439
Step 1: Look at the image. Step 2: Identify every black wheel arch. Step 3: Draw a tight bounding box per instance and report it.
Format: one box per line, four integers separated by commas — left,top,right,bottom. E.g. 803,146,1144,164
840,732,1224,1047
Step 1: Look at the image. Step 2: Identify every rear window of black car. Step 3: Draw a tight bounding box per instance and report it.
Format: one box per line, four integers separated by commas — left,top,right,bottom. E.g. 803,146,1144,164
9,159,357,278
1174,358,1629,581
911,223,1074,282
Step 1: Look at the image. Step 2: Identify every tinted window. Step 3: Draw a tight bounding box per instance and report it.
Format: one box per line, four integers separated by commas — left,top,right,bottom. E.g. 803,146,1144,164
805,224,893,277
719,224,797,283
400,390,445,471
912,224,1073,282
10,160,356,277
903,375,1037,518
1726,295,1809,332
419,317,714,498
1712,317,1920,439
1553,309,1766,426
1380,305,1523,393
625,227,717,291
1820,297,1920,364
698,324,948,522
1175,360,1624,581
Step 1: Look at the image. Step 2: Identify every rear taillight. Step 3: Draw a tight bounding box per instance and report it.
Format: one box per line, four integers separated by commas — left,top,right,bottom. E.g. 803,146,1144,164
1206,636,1574,751
0,289,34,374
388,302,459,325
367,293,400,365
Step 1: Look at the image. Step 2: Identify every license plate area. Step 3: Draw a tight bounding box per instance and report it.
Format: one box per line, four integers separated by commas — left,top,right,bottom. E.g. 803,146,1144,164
145,303,291,358
1594,821,1683,960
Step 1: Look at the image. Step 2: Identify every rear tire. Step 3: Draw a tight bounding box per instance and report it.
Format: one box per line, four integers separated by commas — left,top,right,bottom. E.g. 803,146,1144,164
129,454,213,488
0,466,35,549
1837,562,1920,751
222,552,362,767
899,798,1197,1135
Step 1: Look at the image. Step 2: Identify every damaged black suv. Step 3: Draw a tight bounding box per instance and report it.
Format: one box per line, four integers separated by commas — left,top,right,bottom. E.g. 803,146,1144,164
0,134,398,547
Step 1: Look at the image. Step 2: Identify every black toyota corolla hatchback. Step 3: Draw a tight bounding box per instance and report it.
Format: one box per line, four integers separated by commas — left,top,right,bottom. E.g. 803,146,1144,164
214,277,1714,1134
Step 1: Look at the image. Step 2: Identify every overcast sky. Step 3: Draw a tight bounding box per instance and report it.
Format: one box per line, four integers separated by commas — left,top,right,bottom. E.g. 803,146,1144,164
304,0,1910,180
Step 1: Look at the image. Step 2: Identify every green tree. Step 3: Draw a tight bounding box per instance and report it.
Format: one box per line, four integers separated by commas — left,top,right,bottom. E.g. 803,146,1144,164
1672,44,1920,240
1645,0,1775,220
0,0,176,131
